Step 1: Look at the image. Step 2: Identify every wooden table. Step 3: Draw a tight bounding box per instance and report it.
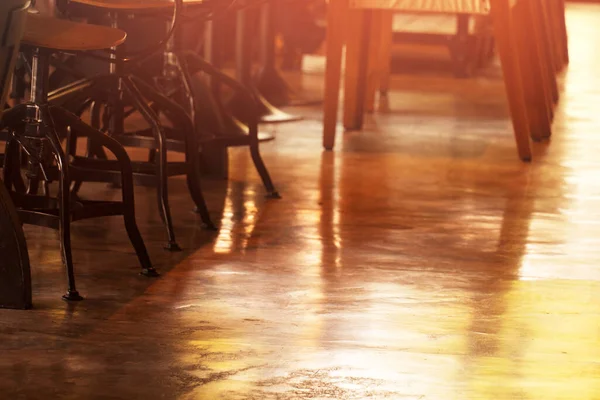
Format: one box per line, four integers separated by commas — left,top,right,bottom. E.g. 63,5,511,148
323,0,568,162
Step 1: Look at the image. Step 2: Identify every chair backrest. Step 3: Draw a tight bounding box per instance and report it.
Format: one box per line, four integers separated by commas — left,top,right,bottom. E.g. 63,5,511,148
0,0,31,112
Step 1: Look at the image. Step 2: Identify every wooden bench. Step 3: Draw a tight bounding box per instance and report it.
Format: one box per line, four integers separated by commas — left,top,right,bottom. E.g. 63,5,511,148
391,12,493,78
322,0,568,162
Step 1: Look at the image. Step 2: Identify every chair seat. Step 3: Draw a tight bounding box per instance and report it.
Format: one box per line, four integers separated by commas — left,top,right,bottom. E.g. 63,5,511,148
70,0,204,10
23,14,126,51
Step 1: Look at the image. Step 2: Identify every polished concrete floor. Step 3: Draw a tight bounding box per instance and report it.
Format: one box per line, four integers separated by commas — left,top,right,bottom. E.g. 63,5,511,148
2,4,600,399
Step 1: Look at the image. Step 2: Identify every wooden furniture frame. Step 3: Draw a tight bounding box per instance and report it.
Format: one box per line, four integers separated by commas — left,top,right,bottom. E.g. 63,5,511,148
322,0,569,162
390,12,494,79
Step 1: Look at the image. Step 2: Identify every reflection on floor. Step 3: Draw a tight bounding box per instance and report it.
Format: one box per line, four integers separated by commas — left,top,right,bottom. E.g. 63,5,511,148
2,3,600,399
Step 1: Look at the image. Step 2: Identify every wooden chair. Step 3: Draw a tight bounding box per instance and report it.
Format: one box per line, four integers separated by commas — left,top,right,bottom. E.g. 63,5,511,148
323,0,565,162
1,14,156,301
0,0,33,310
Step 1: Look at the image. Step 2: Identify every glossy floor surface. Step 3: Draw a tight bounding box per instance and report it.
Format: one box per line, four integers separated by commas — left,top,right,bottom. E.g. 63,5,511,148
2,4,599,399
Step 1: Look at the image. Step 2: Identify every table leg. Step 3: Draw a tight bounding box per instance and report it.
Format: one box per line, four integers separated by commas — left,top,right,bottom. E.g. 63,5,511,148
489,0,532,161
377,11,394,112
557,0,569,65
530,0,559,107
514,0,552,141
343,9,372,130
365,10,382,113
365,10,393,113
323,0,349,150
552,0,569,68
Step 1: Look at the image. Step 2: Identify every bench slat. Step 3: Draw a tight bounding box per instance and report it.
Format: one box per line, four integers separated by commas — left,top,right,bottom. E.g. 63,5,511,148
350,0,490,14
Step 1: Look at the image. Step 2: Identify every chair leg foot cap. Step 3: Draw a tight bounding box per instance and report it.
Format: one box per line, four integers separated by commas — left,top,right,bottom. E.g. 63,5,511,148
266,191,281,199
165,242,182,252
62,291,84,302
141,268,160,278
202,222,218,231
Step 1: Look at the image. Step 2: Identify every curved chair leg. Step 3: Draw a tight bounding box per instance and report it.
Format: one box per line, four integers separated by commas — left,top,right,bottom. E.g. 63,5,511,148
170,63,217,229
3,138,26,194
118,155,158,276
43,106,83,301
180,53,280,199
51,106,158,276
248,122,280,199
71,100,106,196
129,75,217,230
185,142,217,230
122,77,180,251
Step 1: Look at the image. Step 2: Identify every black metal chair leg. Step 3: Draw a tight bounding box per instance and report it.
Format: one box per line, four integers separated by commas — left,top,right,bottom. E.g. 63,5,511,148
51,106,158,276
88,100,106,157
119,161,159,276
3,139,26,194
129,75,217,230
44,107,83,301
181,52,280,198
122,77,181,251
0,176,31,310
185,146,217,230
161,62,216,229
249,139,280,199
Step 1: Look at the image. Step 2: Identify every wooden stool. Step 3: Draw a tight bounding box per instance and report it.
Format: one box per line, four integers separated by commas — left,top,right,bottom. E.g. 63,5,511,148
323,0,563,162
44,0,219,251
51,0,279,251
1,14,156,301
0,0,32,310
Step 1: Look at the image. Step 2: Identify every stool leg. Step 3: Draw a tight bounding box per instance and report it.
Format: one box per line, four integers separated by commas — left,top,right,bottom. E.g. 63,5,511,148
120,159,158,276
248,119,280,199
186,148,217,229
160,59,218,227
122,77,181,252
174,73,218,228
129,75,218,228
43,107,83,301
51,106,158,277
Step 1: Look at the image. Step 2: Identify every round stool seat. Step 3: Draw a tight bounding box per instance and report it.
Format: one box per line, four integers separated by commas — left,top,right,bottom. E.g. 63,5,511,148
70,0,204,11
23,14,126,51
